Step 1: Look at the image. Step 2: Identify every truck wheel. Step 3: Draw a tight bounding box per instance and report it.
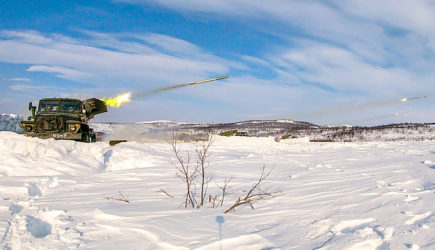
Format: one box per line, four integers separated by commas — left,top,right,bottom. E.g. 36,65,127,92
82,133,91,143
90,133,96,142
89,130,97,142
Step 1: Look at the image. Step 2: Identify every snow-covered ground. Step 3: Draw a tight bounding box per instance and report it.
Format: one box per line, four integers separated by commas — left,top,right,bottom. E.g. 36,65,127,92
0,132,434,249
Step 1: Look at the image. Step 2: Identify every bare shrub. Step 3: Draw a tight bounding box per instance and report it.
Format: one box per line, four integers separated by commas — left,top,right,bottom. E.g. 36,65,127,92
169,134,279,211
170,133,198,208
217,176,234,207
170,133,219,209
195,136,214,206
225,166,278,214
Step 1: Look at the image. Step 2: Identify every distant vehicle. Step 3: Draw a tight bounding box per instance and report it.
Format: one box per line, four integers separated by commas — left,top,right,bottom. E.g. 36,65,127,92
235,131,248,137
21,98,107,142
219,130,248,137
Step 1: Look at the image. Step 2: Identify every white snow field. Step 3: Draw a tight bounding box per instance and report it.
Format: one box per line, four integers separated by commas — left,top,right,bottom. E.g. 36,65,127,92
0,132,434,249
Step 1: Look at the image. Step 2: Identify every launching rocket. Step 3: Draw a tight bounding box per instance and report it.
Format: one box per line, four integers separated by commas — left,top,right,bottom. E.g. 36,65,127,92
188,76,229,86
394,112,410,116
133,75,229,98
138,76,229,96
102,76,229,108
400,96,427,102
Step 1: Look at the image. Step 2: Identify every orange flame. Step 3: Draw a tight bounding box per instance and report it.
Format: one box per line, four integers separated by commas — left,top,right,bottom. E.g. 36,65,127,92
101,92,131,108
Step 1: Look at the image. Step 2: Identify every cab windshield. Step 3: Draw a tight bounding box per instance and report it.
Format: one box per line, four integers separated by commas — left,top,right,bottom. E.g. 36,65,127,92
61,101,81,112
38,100,81,113
38,101,60,112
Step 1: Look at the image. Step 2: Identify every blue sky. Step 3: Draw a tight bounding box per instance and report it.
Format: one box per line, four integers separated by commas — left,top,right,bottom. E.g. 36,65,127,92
0,0,434,125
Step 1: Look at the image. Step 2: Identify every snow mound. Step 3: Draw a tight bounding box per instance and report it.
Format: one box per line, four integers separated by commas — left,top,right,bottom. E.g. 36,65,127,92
0,113,23,133
26,216,52,238
0,132,107,176
0,131,434,249
0,132,164,176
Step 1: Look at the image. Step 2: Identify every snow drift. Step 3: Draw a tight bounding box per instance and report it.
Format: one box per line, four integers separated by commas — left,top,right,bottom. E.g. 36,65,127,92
0,132,434,249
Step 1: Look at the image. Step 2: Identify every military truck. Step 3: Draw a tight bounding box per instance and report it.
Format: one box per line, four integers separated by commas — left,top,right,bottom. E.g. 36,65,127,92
21,98,107,142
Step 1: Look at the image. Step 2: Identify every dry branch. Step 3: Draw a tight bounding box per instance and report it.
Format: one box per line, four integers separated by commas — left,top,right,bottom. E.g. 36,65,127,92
170,133,198,208
217,176,234,207
196,136,214,206
105,191,130,203
158,188,175,198
225,166,276,214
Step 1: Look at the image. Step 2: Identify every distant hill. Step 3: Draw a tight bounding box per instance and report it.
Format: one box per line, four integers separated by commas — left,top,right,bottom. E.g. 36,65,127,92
2,114,434,142
92,119,435,142
0,113,23,133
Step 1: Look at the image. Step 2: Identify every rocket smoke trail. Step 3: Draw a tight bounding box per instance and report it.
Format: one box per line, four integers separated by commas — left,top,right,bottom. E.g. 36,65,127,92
348,112,410,124
132,76,229,99
102,76,229,108
300,96,427,120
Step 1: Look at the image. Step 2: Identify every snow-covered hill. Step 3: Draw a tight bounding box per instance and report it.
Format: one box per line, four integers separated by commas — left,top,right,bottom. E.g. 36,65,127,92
0,113,23,133
89,120,435,143
1,112,433,142
0,132,434,249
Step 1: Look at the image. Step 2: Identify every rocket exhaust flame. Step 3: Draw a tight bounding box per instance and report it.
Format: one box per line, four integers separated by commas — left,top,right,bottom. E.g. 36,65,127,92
101,92,131,108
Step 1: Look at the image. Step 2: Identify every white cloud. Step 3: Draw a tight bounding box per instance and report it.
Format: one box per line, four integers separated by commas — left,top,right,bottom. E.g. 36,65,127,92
114,0,435,92
0,97,14,104
116,1,383,47
26,65,90,81
240,55,272,68
9,78,31,82
121,0,435,47
135,33,247,70
140,33,203,55
9,84,45,91
0,30,53,45
120,0,435,69
268,40,433,96
336,0,435,38
0,30,235,88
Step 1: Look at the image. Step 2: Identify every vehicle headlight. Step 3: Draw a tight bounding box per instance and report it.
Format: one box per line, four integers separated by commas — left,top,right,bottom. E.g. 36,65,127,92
22,123,33,132
69,124,80,132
